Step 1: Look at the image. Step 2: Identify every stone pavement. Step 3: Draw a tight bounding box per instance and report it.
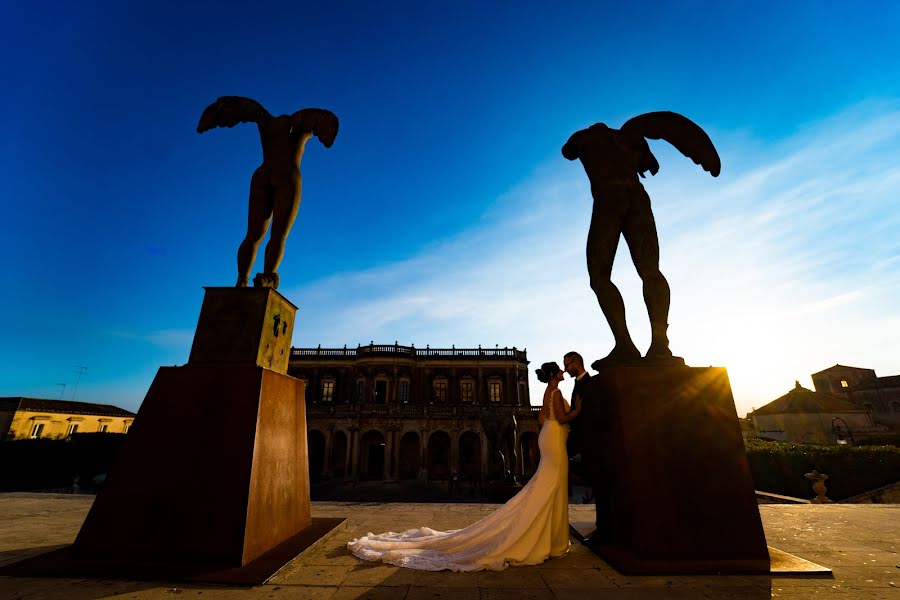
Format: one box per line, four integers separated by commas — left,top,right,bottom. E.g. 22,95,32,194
0,493,897,599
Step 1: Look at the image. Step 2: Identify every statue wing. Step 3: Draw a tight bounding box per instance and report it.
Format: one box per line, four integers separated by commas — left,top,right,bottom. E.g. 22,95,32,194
289,108,339,147
196,96,272,133
620,111,721,177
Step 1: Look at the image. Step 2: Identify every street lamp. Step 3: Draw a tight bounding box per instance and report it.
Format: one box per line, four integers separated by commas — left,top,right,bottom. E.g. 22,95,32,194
831,417,855,445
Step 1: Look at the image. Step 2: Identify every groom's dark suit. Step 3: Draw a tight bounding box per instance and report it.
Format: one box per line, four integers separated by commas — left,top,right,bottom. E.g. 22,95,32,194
567,372,610,533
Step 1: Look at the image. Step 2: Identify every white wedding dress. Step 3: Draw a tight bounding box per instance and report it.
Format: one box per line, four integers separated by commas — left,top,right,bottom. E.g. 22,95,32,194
347,391,571,571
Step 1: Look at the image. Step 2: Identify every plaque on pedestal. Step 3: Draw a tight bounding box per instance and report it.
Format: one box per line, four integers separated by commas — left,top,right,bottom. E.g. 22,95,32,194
586,365,770,574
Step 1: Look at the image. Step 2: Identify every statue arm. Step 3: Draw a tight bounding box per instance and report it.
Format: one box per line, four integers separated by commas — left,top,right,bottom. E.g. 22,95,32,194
196,96,272,133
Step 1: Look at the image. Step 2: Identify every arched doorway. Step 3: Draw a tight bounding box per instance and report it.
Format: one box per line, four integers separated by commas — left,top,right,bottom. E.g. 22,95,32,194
307,429,326,482
458,431,481,480
331,430,347,478
520,431,540,478
359,430,386,480
398,432,421,479
428,431,451,480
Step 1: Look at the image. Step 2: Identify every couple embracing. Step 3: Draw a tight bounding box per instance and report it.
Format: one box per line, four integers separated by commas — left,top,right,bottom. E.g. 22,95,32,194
347,351,609,572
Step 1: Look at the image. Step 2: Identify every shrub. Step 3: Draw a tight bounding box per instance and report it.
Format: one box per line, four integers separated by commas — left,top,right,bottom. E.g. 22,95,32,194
0,433,127,492
745,438,900,500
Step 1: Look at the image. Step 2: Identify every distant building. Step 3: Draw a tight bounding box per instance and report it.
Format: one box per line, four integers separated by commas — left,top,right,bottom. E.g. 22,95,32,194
749,382,882,444
288,343,539,487
811,365,900,429
0,397,135,442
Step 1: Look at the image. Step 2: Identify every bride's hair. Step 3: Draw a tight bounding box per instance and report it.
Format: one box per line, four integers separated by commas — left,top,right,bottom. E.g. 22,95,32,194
535,361,561,383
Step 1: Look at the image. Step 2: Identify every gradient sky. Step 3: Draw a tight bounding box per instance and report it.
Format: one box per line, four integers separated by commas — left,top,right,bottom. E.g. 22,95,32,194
2,1,899,416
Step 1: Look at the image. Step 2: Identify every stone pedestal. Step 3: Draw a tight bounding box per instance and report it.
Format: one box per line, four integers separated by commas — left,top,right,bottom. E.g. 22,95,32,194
189,287,296,374
586,365,769,574
69,287,323,579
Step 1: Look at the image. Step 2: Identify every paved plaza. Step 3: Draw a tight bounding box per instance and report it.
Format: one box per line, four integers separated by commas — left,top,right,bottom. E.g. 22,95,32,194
0,493,897,599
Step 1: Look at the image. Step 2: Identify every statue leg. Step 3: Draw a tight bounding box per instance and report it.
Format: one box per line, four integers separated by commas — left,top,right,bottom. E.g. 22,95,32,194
586,200,641,365
263,174,301,280
623,191,672,358
237,170,273,287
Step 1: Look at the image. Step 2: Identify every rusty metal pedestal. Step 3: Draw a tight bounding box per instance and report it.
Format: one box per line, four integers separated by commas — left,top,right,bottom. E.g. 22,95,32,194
580,365,770,574
1,288,343,585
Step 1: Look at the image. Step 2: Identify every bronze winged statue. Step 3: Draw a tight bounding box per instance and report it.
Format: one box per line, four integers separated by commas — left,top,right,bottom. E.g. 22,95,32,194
562,111,720,367
197,96,339,289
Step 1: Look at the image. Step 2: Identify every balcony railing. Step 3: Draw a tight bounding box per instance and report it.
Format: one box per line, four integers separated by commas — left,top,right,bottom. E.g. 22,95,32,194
291,343,527,362
306,403,540,418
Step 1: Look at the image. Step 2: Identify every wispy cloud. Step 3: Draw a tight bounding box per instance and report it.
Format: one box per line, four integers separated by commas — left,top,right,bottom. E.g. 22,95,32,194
284,102,900,415
108,328,194,351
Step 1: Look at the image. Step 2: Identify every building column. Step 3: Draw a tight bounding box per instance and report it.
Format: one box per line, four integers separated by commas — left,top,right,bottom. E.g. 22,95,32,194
450,430,460,476
391,430,401,481
323,427,334,478
516,426,526,477
349,428,360,481
383,429,393,481
421,429,429,481
481,431,490,481
343,430,352,479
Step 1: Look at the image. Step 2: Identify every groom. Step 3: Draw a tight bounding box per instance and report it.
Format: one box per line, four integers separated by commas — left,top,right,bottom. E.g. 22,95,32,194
564,351,611,545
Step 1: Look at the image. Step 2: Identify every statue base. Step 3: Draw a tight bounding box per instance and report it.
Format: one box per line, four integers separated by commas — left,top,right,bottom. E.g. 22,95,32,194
72,365,313,568
0,287,337,585
582,365,769,574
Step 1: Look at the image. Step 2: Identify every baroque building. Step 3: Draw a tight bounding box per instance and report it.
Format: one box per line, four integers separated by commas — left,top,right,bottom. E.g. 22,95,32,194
288,343,540,488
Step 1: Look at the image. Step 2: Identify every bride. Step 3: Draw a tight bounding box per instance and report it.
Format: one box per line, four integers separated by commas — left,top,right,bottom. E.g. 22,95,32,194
347,360,582,571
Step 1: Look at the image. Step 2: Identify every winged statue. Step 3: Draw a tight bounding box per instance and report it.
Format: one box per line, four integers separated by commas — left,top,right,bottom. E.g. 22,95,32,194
197,96,339,289
562,111,720,367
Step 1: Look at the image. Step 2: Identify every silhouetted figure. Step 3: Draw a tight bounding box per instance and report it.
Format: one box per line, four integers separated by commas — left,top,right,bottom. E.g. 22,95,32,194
562,112,719,366
197,97,339,289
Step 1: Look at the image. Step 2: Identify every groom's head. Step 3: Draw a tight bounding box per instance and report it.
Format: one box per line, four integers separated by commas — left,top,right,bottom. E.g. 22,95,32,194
563,351,585,377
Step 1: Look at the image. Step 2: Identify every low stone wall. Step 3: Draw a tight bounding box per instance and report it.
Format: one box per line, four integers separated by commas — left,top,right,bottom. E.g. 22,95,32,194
840,480,900,503
755,490,810,504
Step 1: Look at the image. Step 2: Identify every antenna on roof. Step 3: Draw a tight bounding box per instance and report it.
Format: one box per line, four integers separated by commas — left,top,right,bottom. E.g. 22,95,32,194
56,383,67,400
72,366,88,401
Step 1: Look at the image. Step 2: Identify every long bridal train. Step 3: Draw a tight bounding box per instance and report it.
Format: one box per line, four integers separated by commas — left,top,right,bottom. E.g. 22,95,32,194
347,410,570,571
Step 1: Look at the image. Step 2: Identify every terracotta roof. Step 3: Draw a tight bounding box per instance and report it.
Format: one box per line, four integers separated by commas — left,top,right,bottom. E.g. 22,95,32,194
811,364,874,377
0,397,135,418
751,382,867,416
850,375,900,392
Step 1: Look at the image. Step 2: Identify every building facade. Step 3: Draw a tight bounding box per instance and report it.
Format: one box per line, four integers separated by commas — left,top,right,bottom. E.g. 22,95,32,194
288,343,540,487
749,382,880,444
811,365,900,429
0,397,135,441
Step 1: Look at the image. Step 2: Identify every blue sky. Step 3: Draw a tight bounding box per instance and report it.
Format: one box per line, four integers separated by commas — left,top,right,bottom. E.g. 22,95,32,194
2,1,899,416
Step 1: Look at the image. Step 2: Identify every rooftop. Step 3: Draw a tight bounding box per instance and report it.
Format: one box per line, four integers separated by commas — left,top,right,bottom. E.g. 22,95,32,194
751,383,867,416
1,494,897,599
811,365,876,376
0,398,136,418
851,375,900,392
